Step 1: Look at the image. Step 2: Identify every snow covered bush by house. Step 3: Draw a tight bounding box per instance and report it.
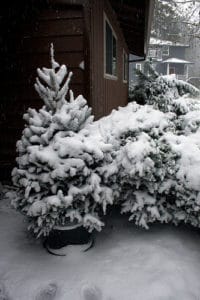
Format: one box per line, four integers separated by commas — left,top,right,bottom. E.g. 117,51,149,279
12,46,200,238
96,68,200,230
129,62,199,110
12,45,113,237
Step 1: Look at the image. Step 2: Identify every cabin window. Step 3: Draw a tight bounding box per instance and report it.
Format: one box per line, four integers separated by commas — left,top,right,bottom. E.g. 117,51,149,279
162,45,169,56
104,15,117,78
123,50,128,82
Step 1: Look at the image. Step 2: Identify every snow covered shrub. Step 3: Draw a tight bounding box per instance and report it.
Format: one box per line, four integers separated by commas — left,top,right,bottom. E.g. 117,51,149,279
130,61,199,112
129,62,159,105
146,75,199,113
125,64,200,229
160,129,200,227
100,103,176,228
97,89,200,230
12,45,113,237
119,98,200,229
148,84,200,229
11,45,200,235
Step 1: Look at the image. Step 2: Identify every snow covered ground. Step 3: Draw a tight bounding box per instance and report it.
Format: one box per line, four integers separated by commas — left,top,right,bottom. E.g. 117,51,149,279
1,189,200,300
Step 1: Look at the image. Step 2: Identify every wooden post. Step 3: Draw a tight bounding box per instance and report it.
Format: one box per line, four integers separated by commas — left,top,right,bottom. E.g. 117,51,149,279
167,63,170,75
185,64,189,80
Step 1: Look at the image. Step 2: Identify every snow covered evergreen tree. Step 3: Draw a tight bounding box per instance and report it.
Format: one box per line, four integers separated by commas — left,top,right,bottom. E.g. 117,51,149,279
146,74,200,113
129,62,159,105
12,45,113,237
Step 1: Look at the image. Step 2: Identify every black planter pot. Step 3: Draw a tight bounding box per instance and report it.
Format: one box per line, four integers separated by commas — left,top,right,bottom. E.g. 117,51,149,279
46,223,92,250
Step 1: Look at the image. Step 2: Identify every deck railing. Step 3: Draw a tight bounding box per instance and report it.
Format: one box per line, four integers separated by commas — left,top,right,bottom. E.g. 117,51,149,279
176,74,187,81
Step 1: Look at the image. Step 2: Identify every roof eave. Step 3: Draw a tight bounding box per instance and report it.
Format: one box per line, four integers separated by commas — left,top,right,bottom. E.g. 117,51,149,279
110,0,155,57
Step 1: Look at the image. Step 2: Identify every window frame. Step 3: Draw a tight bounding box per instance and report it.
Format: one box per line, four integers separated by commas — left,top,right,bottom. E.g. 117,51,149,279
162,45,169,56
135,63,142,77
135,63,142,71
148,48,162,60
104,13,118,80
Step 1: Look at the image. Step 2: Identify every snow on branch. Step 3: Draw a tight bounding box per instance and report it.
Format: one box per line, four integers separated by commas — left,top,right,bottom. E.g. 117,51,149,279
34,43,73,112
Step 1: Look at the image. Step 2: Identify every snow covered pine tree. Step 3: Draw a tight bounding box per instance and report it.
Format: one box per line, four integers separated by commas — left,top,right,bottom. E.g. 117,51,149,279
12,44,113,239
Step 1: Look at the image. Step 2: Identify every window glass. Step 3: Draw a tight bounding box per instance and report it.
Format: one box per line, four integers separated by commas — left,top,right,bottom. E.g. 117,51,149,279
123,51,128,81
112,36,117,76
162,45,169,56
148,48,162,60
105,19,117,77
106,22,113,74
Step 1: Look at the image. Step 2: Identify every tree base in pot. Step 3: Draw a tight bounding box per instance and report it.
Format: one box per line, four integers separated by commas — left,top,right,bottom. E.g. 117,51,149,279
45,223,92,250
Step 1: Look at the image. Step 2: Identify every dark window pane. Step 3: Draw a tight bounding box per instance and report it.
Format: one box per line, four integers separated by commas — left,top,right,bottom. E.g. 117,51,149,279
112,35,117,75
106,21,113,74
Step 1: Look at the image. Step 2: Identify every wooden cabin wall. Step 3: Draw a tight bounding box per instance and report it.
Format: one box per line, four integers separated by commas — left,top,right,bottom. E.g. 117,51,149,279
0,0,130,180
0,4,85,181
89,0,129,120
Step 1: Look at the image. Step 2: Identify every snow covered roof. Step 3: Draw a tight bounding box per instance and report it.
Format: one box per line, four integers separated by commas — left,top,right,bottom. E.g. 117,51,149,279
162,57,193,64
150,37,189,47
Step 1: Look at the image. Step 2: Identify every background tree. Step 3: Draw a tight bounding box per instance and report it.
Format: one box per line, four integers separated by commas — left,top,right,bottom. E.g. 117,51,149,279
151,0,182,41
152,0,200,42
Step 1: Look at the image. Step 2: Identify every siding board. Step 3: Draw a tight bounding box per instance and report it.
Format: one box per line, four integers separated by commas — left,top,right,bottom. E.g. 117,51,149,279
0,0,131,180
19,35,84,53
16,52,84,70
22,18,84,37
38,8,83,20
0,5,85,180
90,0,128,120
0,67,84,86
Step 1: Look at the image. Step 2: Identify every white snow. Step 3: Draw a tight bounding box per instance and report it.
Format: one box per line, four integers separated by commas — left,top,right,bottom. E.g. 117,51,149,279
79,61,85,70
164,131,200,191
7,52,200,300
150,37,189,47
1,194,200,300
162,58,193,64
88,102,172,147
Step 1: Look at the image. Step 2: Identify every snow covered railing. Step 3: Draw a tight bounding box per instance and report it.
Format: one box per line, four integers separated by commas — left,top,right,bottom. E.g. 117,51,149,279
176,74,187,81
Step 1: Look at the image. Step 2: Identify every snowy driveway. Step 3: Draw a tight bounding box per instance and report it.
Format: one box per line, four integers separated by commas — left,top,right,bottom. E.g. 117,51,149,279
0,199,200,300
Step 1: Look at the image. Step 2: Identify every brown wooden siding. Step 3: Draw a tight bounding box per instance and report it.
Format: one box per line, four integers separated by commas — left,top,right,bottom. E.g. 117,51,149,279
89,0,129,120
0,5,85,180
0,0,132,180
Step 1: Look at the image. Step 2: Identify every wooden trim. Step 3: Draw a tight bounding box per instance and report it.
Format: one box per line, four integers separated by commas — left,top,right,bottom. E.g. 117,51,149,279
82,1,91,105
104,74,118,80
123,49,128,83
